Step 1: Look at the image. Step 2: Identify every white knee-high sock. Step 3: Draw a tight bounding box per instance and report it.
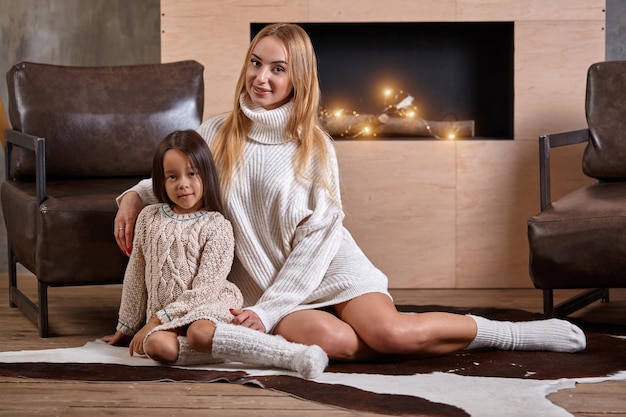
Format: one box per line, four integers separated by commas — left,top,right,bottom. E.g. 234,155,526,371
465,315,586,353
174,335,222,366
211,323,328,379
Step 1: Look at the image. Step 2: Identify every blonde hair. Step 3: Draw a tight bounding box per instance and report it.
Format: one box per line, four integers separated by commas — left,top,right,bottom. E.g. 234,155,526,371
211,23,338,206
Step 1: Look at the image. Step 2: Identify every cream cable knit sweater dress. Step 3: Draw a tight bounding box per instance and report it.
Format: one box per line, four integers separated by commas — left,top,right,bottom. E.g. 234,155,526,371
125,97,390,332
115,204,243,337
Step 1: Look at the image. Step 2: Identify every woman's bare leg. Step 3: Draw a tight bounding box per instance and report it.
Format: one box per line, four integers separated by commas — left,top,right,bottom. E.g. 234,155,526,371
335,293,477,356
273,309,380,361
337,293,585,355
273,299,475,360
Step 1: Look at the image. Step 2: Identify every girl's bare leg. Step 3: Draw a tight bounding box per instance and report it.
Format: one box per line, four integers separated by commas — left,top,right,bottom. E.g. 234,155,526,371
186,319,217,351
143,329,184,363
188,319,328,379
142,321,217,365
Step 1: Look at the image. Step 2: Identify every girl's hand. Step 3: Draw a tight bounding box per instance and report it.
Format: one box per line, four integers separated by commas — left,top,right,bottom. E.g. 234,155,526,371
230,308,266,333
101,331,126,345
129,333,146,356
129,317,161,356
114,191,143,256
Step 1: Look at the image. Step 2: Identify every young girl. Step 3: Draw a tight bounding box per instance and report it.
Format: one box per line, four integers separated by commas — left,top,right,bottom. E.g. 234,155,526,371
114,25,586,362
103,130,327,379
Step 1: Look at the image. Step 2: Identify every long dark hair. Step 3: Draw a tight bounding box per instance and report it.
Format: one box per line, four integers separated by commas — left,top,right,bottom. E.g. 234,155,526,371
152,130,226,215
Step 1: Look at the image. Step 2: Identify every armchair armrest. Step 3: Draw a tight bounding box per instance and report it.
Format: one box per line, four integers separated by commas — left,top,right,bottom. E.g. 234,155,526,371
538,129,589,210
5,129,46,205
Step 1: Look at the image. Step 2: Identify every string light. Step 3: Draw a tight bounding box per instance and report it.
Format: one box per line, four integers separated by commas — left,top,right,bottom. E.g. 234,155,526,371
320,86,473,140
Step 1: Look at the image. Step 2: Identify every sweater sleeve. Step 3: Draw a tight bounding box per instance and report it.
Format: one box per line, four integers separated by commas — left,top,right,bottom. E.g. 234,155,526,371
248,208,344,332
246,143,346,332
155,216,238,323
115,210,150,335
116,178,157,207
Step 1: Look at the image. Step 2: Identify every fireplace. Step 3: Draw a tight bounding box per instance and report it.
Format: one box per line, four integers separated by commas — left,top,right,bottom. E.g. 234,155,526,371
252,22,514,140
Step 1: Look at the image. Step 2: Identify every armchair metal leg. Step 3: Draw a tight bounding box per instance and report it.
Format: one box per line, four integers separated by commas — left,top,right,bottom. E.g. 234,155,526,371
543,289,554,316
601,288,610,303
38,282,49,338
6,243,50,337
7,244,17,308
543,288,610,318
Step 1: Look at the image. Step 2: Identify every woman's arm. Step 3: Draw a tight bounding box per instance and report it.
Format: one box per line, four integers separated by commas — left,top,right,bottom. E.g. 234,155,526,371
244,141,346,332
115,210,149,336
246,209,345,332
115,179,157,255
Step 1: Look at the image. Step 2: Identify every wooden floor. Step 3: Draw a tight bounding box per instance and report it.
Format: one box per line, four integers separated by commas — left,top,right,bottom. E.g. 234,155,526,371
1,273,625,416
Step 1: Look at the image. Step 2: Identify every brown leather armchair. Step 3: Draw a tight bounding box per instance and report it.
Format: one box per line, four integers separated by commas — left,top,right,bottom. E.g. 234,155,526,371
528,60,626,317
2,60,204,336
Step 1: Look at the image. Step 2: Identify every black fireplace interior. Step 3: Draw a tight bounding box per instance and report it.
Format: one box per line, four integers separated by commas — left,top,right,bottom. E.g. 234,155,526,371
251,22,514,140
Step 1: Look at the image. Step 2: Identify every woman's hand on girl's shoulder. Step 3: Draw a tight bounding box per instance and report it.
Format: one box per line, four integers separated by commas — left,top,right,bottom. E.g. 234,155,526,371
115,191,143,256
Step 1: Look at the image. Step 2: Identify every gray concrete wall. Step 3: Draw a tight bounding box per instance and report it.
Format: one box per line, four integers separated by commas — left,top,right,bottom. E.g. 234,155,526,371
0,0,160,272
607,0,626,60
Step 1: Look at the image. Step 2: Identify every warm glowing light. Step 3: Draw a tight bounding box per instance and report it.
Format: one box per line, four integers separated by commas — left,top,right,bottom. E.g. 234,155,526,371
319,86,472,140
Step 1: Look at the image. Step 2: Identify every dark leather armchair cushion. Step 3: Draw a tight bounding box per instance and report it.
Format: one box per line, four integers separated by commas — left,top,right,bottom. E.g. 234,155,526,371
1,178,140,285
582,60,626,180
528,182,626,289
6,60,204,180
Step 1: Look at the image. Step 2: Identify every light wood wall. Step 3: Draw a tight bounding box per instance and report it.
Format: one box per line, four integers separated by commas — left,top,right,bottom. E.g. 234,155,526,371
160,0,605,289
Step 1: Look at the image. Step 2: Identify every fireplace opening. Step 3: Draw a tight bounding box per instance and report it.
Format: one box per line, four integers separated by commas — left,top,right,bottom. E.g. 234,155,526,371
251,22,514,140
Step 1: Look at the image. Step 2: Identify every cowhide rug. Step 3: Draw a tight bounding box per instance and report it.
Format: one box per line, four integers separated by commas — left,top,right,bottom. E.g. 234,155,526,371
1,306,625,417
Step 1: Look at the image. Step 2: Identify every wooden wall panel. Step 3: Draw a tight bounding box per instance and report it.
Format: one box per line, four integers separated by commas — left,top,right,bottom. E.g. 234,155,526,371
307,0,457,21
456,0,605,21
456,140,539,288
335,141,457,288
161,0,605,289
515,21,605,140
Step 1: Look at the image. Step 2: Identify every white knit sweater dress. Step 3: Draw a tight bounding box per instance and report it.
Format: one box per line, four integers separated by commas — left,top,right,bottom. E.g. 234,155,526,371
115,203,243,337
125,97,390,332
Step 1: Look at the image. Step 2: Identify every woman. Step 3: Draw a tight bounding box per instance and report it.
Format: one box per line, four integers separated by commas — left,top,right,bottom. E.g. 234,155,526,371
115,23,585,362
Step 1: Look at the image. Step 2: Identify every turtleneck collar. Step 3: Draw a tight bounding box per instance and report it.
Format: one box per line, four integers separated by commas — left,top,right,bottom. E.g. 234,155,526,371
240,94,293,145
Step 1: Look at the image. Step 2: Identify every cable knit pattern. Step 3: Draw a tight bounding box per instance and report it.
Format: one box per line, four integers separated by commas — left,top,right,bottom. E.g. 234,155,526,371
115,204,243,336
125,97,391,332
